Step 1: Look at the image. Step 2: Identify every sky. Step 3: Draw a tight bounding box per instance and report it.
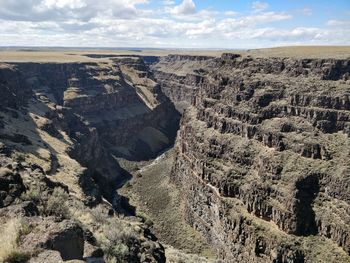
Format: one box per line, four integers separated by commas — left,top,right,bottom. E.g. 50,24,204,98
0,0,349,48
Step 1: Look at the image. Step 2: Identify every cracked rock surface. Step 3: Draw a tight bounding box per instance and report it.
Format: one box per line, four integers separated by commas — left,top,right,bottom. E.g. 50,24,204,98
153,53,350,262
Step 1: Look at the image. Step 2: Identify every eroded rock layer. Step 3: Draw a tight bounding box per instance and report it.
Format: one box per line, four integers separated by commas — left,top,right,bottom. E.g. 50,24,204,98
0,57,179,262
153,54,350,262
1,58,179,198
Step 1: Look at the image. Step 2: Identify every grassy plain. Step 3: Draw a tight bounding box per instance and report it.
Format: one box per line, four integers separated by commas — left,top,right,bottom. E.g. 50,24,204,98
0,45,349,63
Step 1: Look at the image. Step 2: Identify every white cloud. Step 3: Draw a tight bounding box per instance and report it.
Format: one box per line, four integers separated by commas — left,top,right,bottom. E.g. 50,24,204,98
39,0,87,10
243,12,291,24
299,7,312,16
252,1,269,12
326,20,350,26
0,0,148,21
171,0,196,15
0,0,348,48
170,9,219,22
162,0,175,5
225,11,239,17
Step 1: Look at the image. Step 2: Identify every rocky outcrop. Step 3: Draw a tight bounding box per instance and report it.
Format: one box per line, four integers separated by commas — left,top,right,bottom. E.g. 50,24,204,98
0,167,25,207
29,250,65,263
154,54,350,262
22,219,85,260
0,201,39,217
0,64,32,110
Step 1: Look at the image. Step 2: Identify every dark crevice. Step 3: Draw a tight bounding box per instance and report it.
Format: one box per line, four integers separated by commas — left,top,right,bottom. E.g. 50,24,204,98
295,174,320,236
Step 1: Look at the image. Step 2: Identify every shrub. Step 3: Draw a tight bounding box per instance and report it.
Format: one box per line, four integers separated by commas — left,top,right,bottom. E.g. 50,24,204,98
136,211,153,227
17,218,32,241
44,187,70,219
104,223,138,244
124,182,132,188
103,242,129,263
91,205,108,223
144,217,154,227
101,221,139,263
21,184,41,204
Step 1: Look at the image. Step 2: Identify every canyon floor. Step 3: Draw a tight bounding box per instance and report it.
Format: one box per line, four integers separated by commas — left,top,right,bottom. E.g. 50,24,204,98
118,149,217,262
0,46,349,263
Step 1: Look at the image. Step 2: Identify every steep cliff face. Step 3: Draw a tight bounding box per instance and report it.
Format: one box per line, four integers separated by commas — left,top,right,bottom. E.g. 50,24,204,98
152,55,214,112
0,57,179,262
154,54,350,262
0,64,32,111
3,59,179,198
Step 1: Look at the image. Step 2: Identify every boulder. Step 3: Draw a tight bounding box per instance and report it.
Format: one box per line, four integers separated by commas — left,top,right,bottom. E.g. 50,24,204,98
0,201,39,217
0,167,25,207
83,242,104,258
22,219,84,260
29,250,63,263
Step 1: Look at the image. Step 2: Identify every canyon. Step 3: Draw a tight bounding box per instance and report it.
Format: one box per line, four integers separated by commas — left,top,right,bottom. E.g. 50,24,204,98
0,48,349,263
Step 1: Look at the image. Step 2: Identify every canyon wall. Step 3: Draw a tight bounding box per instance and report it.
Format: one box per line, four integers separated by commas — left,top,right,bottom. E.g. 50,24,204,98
153,54,350,262
0,57,180,262
2,58,179,199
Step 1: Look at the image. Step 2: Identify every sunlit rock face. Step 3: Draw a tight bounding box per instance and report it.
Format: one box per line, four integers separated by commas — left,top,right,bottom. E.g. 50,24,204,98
154,54,350,262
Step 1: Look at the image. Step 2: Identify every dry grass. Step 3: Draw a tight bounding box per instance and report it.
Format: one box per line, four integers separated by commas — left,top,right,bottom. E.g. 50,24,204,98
0,218,21,260
300,235,350,263
165,246,220,263
0,46,349,63
0,50,109,62
0,218,30,262
0,49,224,63
246,45,350,59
